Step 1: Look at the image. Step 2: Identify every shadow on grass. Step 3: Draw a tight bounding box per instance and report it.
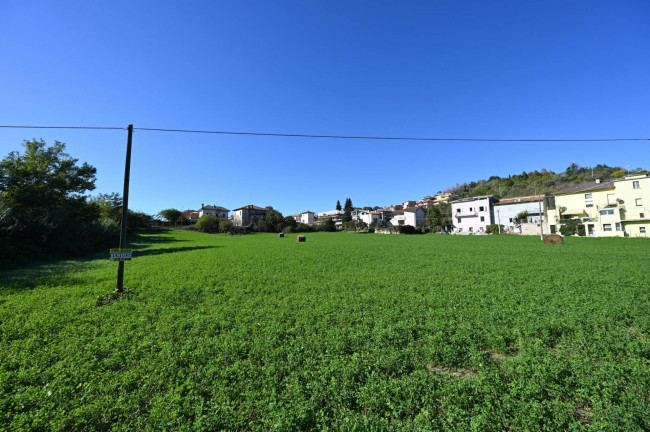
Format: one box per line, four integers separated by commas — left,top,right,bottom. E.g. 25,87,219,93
134,245,221,258
0,229,207,291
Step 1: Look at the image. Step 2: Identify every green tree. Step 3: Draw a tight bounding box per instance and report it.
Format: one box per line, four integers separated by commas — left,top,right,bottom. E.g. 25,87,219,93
342,198,353,223
320,217,336,232
425,203,452,232
1,140,96,209
90,192,122,221
195,214,220,233
513,210,529,230
159,208,182,224
264,207,284,232
336,200,342,211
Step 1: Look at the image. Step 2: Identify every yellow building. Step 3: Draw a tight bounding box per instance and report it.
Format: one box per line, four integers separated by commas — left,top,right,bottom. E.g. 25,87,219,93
546,174,649,238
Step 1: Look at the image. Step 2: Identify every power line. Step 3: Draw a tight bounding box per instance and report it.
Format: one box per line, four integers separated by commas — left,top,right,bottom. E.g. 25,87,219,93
0,125,126,130
1,124,648,142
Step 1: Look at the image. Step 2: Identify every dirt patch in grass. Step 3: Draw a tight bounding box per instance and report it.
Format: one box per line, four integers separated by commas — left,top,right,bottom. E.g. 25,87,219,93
426,363,477,379
575,404,593,426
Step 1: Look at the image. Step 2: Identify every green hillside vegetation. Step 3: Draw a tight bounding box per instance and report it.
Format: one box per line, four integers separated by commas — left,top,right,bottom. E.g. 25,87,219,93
1,230,648,430
446,163,648,200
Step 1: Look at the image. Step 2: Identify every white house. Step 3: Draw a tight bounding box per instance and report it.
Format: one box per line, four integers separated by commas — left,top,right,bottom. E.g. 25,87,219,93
492,195,545,233
198,204,230,220
450,195,497,233
387,207,426,228
297,211,315,225
232,205,267,227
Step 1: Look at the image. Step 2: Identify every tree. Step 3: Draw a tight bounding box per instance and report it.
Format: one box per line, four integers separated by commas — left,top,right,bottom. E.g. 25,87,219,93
342,198,353,223
336,200,342,211
320,217,336,232
0,140,113,265
424,202,452,232
1,140,97,209
90,192,122,221
283,216,297,230
195,214,220,233
264,207,284,232
159,208,182,225
513,210,529,231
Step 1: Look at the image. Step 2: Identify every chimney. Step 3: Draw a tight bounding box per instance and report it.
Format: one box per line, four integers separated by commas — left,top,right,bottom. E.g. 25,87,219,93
595,178,601,184
201,203,204,208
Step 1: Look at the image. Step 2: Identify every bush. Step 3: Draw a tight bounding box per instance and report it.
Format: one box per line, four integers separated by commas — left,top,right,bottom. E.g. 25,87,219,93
486,224,504,234
397,225,420,234
320,217,336,232
195,214,220,233
219,220,233,234
295,223,312,233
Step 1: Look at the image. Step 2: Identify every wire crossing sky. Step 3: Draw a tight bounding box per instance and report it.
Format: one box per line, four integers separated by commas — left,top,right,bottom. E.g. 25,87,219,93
1,1,649,215
1,125,648,142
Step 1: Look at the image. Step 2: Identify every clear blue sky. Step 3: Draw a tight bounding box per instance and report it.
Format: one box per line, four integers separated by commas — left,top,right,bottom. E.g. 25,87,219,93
1,1,649,216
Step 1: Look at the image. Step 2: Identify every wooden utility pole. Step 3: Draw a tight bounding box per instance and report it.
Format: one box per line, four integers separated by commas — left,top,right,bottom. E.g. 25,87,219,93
116,124,134,293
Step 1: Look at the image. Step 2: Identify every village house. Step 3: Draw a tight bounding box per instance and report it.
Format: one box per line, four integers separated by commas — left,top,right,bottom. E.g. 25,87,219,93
316,209,344,230
450,195,497,233
297,211,315,225
387,207,426,228
232,205,267,227
198,204,230,220
546,175,649,237
492,195,546,233
418,192,451,207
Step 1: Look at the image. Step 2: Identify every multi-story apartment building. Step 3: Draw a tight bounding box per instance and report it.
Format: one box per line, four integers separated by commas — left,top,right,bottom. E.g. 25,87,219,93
450,195,497,233
546,175,649,237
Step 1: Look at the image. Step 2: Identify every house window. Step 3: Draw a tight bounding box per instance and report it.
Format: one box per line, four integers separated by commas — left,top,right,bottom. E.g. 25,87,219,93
636,198,643,206
585,200,593,208
479,206,485,211
509,218,513,223
469,207,473,212
585,193,593,199
457,218,461,223
599,209,613,215
615,222,622,231
456,208,461,213
469,227,473,232
641,213,645,219
480,216,485,222
641,227,646,234
633,181,640,189
603,224,612,231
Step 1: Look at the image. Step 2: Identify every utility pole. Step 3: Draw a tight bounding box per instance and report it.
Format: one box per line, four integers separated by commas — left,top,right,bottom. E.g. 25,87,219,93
116,124,134,293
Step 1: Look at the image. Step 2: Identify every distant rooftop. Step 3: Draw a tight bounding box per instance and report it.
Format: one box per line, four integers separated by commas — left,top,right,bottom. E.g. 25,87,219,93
553,180,615,195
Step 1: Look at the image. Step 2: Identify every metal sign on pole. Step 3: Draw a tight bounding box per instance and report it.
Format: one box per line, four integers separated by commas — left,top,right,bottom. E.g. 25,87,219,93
115,124,133,293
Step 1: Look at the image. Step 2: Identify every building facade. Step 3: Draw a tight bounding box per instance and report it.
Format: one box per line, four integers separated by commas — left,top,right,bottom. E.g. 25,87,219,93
492,195,545,233
450,195,497,233
232,205,267,227
198,204,230,220
546,175,649,237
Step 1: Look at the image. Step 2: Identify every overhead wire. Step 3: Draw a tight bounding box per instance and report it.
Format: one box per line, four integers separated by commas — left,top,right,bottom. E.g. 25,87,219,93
0,125,648,142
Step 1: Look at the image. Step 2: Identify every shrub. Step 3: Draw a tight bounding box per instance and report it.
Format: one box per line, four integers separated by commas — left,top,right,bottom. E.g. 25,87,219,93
219,220,233,234
486,224,504,234
397,225,419,234
195,214,220,233
295,223,312,233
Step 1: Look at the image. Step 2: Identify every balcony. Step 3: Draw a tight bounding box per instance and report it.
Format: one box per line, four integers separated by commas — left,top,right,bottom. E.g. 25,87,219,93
455,211,478,218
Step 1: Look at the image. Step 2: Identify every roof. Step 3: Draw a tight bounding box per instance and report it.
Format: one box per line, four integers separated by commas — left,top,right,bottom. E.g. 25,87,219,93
493,195,544,206
201,205,230,212
553,181,615,195
233,205,266,211
301,211,314,214
450,195,496,204
317,210,344,217
403,207,423,213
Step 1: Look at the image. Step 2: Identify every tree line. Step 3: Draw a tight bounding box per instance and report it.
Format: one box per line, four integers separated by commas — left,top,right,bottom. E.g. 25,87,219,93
0,140,151,268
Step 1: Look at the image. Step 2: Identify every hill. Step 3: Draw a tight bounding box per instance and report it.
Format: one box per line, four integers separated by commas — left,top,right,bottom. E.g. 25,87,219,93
445,163,648,199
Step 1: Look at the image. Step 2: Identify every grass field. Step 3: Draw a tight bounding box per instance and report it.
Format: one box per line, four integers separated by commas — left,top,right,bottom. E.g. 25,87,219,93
1,230,649,431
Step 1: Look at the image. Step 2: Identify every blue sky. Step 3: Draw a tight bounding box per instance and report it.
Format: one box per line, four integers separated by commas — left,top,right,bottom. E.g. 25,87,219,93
1,1,649,216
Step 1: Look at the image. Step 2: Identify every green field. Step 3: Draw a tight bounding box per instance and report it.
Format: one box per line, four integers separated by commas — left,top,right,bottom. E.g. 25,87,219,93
1,231,649,430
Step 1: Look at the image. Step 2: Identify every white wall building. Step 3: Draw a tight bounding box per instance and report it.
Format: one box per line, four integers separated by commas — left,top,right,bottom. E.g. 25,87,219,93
297,211,315,225
387,207,426,228
451,195,497,233
492,195,545,233
198,204,230,220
